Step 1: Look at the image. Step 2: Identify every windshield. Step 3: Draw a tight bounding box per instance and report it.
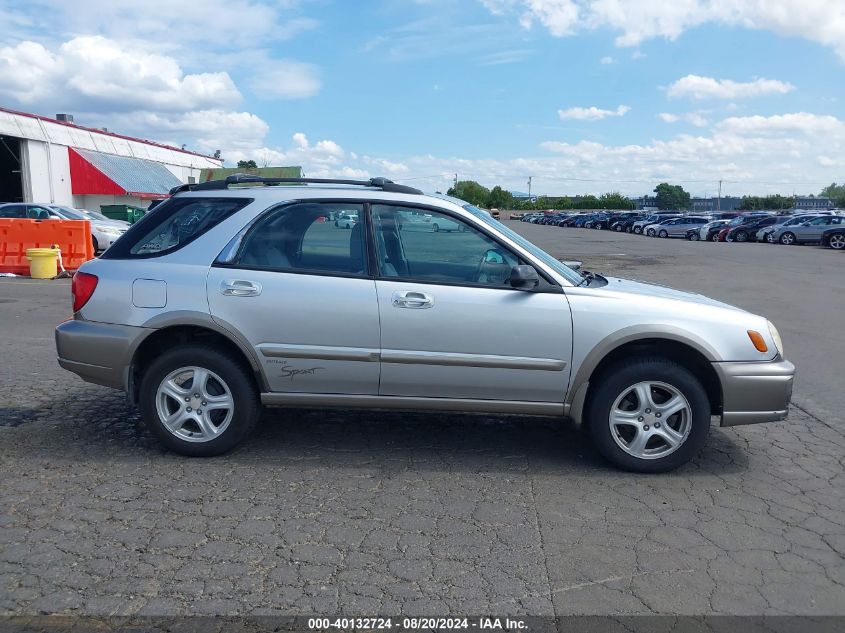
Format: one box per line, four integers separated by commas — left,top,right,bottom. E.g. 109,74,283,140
49,206,85,219
82,209,111,221
463,203,583,285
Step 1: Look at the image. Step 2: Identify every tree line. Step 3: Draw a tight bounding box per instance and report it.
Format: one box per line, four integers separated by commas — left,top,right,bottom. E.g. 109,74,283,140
446,181,635,210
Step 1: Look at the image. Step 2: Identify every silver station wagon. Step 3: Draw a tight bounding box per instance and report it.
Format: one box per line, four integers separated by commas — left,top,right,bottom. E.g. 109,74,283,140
56,175,795,472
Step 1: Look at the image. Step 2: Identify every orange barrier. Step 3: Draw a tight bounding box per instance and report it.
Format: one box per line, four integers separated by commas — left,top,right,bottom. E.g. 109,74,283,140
0,219,94,275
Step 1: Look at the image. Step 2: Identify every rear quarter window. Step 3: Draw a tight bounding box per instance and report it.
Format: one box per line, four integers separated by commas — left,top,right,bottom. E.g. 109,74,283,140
102,197,252,259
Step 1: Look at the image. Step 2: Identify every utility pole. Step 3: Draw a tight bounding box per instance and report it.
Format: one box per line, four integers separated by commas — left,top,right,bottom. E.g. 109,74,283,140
527,176,532,199
454,173,458,190
717,179,722,213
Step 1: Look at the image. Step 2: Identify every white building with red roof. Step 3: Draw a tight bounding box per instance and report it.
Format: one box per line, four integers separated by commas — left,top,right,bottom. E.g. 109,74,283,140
0,107,223,210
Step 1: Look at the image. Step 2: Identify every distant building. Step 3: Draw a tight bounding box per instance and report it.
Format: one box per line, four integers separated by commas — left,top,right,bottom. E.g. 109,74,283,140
509,190,537,202
200,166,303,182
690,196,743,212
0,106,222,210
632,195,658,211
794,196,834,210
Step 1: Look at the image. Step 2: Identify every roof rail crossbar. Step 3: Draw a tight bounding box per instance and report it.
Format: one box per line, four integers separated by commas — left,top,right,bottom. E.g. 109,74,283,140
170,174,423,196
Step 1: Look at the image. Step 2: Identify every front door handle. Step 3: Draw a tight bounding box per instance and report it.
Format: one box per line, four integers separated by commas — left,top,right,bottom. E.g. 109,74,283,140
220,279,262,297
391,291,434,309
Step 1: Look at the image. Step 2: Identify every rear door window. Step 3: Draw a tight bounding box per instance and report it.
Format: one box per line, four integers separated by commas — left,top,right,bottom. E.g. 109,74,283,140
103,197,252,259
227,202,367,277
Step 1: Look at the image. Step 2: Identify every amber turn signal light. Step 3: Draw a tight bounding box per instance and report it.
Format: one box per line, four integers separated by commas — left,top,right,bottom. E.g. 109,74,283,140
747,330,768,353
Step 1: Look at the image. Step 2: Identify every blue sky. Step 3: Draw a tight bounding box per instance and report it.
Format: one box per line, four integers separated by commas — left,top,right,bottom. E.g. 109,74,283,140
1,0,843,197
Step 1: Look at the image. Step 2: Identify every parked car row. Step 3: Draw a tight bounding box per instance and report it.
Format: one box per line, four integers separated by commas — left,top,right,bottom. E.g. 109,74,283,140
0,202,130,252
687,213,845,249
519,208,845,251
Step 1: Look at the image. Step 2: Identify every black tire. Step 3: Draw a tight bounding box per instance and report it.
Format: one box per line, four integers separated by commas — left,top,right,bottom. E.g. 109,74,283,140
626,226,634,233
585,357,710,473
615,225,623,232
710,232,720,242
734,230,748,242
92,235,99,253
658,229,669,238
139,345,260,457
780,232,796,245
687,233,699,241
633,226,643,234
829,233,845,250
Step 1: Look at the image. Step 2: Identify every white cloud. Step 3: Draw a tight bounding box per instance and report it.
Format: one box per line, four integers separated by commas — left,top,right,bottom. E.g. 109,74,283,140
666,75,795,100
259,111,843,198
249,61,322,99
0,36,242,111
11,0,316,54
558,104,630,120
600,55,615,64
716,112,845,136
659,111,709,127
481,0,845,61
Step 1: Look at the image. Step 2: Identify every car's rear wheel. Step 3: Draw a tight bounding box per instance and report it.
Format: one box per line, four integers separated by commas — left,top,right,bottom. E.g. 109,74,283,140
139,345,260,456
586,357,710,473
687,233,699,241
780,232,796,245
830,234,845,250
710,232,720,242
615,225,623,232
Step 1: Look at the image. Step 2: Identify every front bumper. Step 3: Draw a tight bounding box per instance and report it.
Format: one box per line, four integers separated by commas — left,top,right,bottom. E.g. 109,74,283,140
56,319,151,390
713,358,795,426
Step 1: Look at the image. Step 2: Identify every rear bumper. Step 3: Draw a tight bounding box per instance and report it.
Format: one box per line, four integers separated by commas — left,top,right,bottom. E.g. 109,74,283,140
713,358,795,426
55,319,151,390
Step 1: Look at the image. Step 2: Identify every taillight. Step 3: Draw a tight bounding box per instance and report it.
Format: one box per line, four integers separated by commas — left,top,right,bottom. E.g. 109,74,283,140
72,272,98,312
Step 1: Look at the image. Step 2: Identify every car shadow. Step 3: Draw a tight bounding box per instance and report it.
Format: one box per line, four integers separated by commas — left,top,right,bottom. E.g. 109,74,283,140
5,386,750,475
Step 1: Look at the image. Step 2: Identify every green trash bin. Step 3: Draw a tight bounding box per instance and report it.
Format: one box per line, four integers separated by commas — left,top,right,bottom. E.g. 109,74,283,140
100,204,147,224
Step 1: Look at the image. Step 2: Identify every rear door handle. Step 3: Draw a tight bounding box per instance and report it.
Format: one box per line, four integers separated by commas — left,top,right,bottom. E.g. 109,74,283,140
392,291,434,309
220,279,262,297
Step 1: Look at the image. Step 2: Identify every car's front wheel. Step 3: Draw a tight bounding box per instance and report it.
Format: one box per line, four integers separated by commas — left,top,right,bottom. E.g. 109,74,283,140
734,230,748,242
780,232,796,245
586,357,710,472
687,232,699,241
139,345,260,456
658,229,669,238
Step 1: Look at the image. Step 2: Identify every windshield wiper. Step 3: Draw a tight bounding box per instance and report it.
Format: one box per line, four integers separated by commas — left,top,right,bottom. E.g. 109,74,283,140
576,270,596,287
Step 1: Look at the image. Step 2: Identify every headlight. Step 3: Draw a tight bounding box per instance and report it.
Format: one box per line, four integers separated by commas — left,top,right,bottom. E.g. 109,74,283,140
95,225,123,235
767,320,783,356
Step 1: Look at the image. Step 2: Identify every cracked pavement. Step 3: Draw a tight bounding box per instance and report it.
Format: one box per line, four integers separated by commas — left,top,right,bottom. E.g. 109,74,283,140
1,226,844,616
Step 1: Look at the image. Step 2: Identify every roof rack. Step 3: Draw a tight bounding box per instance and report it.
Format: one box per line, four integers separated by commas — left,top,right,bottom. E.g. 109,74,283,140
169,174,423,196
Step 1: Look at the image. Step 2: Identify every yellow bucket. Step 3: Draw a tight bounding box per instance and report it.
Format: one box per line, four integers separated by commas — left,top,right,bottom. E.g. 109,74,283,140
26,247,60,279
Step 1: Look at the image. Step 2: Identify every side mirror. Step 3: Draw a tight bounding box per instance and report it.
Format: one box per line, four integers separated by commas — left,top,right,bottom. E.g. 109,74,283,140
509,265,539,290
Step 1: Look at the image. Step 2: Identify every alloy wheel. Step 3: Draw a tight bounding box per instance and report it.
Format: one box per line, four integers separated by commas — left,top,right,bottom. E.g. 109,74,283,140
155,366,234,443
830,234,845,250
608,381,692,460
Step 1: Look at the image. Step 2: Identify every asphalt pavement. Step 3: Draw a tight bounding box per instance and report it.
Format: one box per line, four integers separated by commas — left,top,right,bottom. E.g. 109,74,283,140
0,226,843,617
